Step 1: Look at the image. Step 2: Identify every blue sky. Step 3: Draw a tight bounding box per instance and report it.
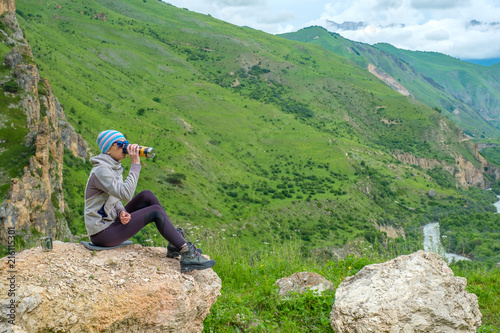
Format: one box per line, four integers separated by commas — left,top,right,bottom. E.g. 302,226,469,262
164,0,500,60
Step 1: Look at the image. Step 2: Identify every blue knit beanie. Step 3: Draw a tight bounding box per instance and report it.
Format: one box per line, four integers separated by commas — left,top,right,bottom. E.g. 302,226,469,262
97,130,126,154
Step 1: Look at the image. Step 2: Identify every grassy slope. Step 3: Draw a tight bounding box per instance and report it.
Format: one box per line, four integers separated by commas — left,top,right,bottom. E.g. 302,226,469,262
10,2,500,331
376,43,500,133
14,0,496,256
279,26,500,140
0,24,32,198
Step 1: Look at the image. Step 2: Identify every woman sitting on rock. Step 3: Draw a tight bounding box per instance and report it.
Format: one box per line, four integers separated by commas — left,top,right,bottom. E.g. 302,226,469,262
84,130,215,273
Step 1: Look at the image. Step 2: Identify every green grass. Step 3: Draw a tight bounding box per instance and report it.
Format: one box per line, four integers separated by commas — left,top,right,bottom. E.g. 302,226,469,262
0,2,497,331
6,0,499,297
193,230,500,332
452,261,500,332
200,233,370,332
8,0,495,263
0,91,32,198
280,26,500,140
481,146,500,165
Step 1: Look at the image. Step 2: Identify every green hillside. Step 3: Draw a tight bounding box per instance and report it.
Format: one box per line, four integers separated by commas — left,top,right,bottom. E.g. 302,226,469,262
279,26,500,140
0,23,32,197
13,0,499,264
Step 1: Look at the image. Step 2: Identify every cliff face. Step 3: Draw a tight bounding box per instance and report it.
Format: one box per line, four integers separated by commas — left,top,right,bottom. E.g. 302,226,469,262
394,151,499,189
0,0,15,18
0,0,87,244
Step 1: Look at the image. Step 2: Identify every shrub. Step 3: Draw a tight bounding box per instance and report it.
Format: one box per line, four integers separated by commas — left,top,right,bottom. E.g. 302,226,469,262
165,173,186,185
3,79,20,93
38,85,48,96
227,191,238,198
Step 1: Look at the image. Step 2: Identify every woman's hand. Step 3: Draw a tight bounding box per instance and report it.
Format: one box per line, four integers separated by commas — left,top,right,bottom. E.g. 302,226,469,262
120,210,131,225
127,143,140,165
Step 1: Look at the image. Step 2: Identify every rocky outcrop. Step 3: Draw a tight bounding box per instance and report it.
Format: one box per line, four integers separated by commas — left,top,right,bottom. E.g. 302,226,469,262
394,151,498,188
330,251,481,332
274,272,334,297
368,63,411,96
0,0,88,244
0,1,21,42
0,242,221,333
374,222,406,239
0,0,14,15
453,156,486,188
394,152,443,170
475,144,500,180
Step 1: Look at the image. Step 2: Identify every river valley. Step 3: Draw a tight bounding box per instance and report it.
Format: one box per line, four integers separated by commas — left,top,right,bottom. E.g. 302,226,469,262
422,192,500,263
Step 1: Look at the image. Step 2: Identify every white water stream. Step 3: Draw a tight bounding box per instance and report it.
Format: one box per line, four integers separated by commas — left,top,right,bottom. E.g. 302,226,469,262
423,193,500,263
493,195,500,213
423,223,470,263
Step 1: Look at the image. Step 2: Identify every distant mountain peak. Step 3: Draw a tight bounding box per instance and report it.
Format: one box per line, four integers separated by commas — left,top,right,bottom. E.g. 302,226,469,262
467,19,500,27
326,20,406,31
326,20,366,31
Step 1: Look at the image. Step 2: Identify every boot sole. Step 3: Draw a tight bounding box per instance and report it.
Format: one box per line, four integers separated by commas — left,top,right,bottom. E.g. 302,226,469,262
181,260,216,273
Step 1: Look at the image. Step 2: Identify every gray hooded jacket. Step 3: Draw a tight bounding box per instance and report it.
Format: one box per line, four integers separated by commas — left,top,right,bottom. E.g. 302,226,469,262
84,154,141,235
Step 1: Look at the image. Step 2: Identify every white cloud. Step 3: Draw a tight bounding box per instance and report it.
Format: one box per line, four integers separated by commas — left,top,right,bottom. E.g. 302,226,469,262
164,0,500,59
216,0,264,6
256,10,296,25
410,0,470,10
425,29,449,41
313,0,500,59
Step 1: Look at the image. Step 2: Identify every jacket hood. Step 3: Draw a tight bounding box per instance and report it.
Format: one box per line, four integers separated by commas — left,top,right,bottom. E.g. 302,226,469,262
90,153,123,171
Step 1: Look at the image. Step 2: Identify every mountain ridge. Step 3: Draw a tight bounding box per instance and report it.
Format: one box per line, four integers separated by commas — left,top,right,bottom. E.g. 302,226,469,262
2,0,497,263
279,26,500,141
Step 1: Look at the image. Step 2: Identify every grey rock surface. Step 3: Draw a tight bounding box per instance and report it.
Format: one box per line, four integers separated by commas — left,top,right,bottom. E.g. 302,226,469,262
331,250,481,332
275,271,334,297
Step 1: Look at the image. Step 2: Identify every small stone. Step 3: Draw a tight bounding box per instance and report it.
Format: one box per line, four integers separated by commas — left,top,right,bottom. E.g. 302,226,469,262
275,272,334,297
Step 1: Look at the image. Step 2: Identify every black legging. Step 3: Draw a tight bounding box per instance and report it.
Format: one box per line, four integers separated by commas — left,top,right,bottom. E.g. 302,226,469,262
90,190,186,248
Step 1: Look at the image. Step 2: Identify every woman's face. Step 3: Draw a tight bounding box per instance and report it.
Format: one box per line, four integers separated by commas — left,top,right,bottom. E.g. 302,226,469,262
107,139,127,161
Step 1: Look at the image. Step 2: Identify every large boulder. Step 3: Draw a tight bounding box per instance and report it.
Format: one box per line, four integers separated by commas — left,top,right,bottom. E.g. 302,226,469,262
331,250,481,332
275,272,334,297
0,241,221,333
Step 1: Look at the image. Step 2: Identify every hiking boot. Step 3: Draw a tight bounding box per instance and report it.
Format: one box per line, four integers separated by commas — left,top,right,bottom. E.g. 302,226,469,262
166,228,202,258
180,243,216,273
167,241,203,258
166,243,181,258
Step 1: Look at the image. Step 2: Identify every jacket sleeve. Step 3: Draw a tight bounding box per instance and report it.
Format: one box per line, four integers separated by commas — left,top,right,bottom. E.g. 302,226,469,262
114,201,126,217
94,164,141,202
